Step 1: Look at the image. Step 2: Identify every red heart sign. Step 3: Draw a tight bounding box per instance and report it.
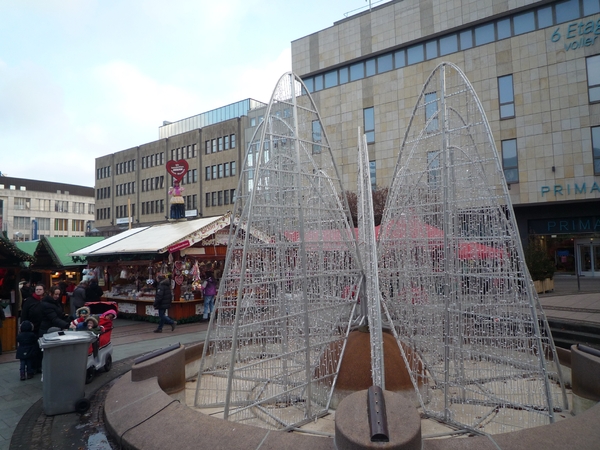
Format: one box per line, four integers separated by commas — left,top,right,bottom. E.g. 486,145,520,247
166,160,189,182
174,275,184,286
174,261,183,270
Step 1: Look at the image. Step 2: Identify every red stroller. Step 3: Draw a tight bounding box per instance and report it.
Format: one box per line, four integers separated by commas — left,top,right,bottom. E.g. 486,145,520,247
84,301,118,384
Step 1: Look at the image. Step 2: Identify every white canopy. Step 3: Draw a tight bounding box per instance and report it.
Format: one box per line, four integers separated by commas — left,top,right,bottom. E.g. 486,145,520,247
70,214,231,256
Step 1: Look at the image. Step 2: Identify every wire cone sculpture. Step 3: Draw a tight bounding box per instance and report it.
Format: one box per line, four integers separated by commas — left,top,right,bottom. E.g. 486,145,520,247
377,62,567,434
194,72,363,430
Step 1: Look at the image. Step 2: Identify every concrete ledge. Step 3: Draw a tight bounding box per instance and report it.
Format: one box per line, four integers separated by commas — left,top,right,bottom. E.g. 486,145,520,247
104,343,600,450
571,344,600,402
131,344,185,395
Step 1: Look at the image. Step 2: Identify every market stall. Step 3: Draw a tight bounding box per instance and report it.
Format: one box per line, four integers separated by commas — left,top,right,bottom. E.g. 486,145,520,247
70,214,232,321
0,234,35,353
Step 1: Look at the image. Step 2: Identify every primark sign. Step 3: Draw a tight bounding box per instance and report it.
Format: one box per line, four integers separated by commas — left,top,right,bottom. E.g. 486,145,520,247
551,17,600,51
529,216,600,234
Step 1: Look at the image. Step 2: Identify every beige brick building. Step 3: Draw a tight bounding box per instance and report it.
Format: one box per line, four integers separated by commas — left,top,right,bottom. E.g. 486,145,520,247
291,0,600,276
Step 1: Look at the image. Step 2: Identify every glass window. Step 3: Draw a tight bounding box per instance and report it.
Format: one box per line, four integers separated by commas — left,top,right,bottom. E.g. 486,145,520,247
231,189,236,204
212,165,217,179
304,77,314,93
339,67,349,84
537,6,554,28
212,139,217,153
497,18,511,39
314,74,324,91
205,193,210,208
502,139,519,183
365,58,376,77
218,164,224,178
224,189,230,205
377,54,393,73
369,160,376,189
586,55,600,102
350,62,365,81
425,41,438,60
514,11,535,35
324,70,338,88
460,30,473,49
312,120,322,154
218,137,223,151
211,192,217,207
218,191,222,206
425,92,438,132
584,0,600,15
394,49,406,68
592,126,600,175
440,34,458,56
231,161,236,176
555,0,580,24
364,107,375,144
498,75,515,118
475,23,495,45
231,134,236,148
407,44,424,64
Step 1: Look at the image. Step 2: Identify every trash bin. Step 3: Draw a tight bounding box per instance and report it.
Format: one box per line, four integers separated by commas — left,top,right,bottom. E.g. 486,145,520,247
38,330,97,415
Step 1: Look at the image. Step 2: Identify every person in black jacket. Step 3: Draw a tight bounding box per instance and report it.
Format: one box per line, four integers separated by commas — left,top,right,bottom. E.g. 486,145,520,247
16,320,38,380
153,275,176,333
85,279,104,303
38,287,70,337
21,283,47,372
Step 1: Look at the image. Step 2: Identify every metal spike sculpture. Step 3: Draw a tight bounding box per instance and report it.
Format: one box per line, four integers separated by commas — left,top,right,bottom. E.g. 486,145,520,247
377,62,567,434
194,72,363,430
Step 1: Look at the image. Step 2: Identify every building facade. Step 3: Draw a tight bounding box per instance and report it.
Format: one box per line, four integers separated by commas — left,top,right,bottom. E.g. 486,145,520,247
291,0,600,276
0,177,95,241
93,99,265,236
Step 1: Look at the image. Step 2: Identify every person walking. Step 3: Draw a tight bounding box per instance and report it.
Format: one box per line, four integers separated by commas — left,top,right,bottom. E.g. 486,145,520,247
201,271,217,322
16,320,37,380
70,280,88,317
153,275,176,333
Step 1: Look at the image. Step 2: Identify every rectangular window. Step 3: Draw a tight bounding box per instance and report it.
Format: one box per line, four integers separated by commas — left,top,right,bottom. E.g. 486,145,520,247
513,11,535,35
365,58,376,77
72,220,85,232
425,92,438,132
205,166,211,181
369,160,376,189
459,30,473,49
230,189,236,203
497,18,511,40
339,67,349,84
212,165,217,179
14,197,29,210
37,217,50,231
218,191,223,206
205,140,210,154
54,218,68,231
587,55,600,103
475,23,495,46
212,139,217,153
350,62,364,81
498,75,515,118
218,164,224,178
218,137,223,151
363,107,375,144
313,74,324,91
425,41,438,60
394,49,406,68
555,0,580,24
324,70,338,88
537,6,554,28
584,0,600,15
592,126,600,175
224,162,230,177
224,189,230,205
439,34,458,56
224,135,230,150
231,161,236,176
407,44,424,64
205,193,211,208
312,120,322,154
55,200,68,213
211,192,217,207
231,134,236,148
502,139,519,183
13,216,31,229
377,54,393,73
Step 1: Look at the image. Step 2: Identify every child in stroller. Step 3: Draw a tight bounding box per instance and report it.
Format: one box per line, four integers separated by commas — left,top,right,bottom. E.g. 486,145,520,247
83,301,118,384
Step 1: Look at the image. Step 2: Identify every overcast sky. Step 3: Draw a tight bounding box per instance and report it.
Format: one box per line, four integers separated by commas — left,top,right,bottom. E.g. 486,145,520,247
0,0,385,187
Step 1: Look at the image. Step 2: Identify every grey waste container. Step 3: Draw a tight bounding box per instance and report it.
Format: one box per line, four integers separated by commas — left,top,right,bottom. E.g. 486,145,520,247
38,330,96,415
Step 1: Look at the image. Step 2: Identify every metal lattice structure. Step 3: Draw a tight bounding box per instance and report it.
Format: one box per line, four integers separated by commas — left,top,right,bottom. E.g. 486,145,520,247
377,62,567,434
194,72,363,430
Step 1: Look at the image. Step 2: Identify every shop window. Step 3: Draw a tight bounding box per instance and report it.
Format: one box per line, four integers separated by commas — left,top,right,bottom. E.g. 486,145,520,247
499,75,515,118
502,139,519,183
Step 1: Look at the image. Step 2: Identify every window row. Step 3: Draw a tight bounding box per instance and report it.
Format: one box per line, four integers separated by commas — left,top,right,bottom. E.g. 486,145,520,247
116,159,136,175
116,182,136,197
13,216,87,233
171,144,197,161
181,169,198,185
204,134,236,154
141,200,165,215
97,208,111,220
142,176,165,192
205,162,237,181
205,189,236,208
97,187,111,200
302,0,600,93
116,204,135,218
97,166,111,180
142,153,165,169
184,194,197,211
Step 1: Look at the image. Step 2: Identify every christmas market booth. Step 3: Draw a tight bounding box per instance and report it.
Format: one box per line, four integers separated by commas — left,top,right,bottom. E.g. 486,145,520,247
0,234,35,353
70,213,232,322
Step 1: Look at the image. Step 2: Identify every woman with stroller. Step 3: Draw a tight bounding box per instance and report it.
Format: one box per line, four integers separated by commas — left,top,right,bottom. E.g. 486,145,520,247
38,287,70,336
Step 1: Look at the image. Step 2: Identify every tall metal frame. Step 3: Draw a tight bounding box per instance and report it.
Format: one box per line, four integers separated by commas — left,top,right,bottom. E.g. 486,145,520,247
194,72,363,430
377,62,567,434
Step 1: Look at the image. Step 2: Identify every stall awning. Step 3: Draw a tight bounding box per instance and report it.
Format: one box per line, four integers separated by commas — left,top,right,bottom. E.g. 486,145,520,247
0,234,35,267
71,214,231,257
28,236,105,269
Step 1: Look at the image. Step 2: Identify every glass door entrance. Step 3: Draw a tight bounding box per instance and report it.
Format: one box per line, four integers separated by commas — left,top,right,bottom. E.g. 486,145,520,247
577,241,600,277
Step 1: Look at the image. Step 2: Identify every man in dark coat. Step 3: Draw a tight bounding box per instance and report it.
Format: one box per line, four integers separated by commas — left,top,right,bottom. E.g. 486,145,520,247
153,275,176,333
38,287,70,337
70,280,88,317
85,279,104,302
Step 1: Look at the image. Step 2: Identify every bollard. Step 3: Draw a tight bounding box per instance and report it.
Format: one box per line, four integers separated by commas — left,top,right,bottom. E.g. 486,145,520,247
367,385,389,442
